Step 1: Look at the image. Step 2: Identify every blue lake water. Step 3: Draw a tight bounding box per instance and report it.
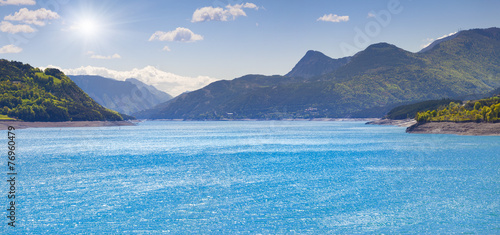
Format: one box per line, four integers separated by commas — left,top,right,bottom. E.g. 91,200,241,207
2,121,499,234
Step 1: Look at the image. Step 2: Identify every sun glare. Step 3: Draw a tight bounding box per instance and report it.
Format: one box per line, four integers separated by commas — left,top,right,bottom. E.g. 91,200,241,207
76,18,99,37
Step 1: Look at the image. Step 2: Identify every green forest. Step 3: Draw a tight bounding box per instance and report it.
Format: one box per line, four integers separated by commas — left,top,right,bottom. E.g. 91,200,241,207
0,59,124,122
415,95,500,123
385,98,462,120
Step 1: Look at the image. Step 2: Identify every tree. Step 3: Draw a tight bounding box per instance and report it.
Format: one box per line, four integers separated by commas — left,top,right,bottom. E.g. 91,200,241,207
474,101,481,110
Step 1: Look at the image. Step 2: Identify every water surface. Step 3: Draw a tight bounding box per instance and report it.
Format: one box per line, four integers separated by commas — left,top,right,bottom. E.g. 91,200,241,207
2,121,499,234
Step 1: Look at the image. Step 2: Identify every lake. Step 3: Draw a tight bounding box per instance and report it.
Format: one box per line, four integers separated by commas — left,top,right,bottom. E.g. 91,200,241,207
3,121,499,234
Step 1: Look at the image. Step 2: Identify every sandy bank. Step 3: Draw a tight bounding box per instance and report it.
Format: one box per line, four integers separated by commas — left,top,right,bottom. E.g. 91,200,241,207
0,120,136,130
365,118,417,127
406,122,500,136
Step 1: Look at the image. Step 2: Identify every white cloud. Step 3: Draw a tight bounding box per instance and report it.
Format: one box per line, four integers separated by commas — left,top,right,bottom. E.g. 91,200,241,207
162,46,171,51
191,2,259,23
192,7,227,22
149,27,203,42
4,8,60,26
317,14,349,23
49,65,220,96
86,51,121,60
0,21,35,33
0,0,35,6
436,32,457,40
0,44,22,53
421,32,457,48
421,38,434,49
367,12,376,18
91,54,121,59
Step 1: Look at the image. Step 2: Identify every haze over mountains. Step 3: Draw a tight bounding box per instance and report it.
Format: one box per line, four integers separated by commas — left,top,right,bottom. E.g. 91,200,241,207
59,65,218,97
70,75,172,115
135,27,500,120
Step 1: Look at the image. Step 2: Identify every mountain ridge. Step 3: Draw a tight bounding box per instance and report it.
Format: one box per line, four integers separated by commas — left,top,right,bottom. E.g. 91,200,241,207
136,27,500,120
70,75,172,115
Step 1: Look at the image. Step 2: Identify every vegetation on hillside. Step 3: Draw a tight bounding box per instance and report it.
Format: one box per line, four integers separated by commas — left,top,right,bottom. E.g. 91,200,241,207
0,59,124,122
415,95,500,123
386,99,462,120
0,114,16,121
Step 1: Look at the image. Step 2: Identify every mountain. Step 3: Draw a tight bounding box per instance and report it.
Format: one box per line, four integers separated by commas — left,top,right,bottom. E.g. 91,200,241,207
285,50,351,78
419,32,459,53
125,78,172,102
0,60,123,122
489,87,500,97
135,27,500,120
70,75,172,115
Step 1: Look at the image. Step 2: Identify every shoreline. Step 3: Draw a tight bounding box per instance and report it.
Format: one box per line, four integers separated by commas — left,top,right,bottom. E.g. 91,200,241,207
365,118,417,127
149,118,381,122
406,122,500,136
0,120,136,130
2,119,499,136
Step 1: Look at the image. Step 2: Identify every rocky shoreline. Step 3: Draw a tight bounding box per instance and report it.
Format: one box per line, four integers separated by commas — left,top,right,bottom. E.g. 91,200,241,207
366,118,500,136
0,121,136,130
406,122,500,136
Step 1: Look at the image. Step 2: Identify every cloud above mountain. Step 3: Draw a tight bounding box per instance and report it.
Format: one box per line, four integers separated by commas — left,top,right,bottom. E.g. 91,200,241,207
421,32,457,49
0,44,22,53
4,8,60,26
87,51,121,60
149,27,203,42
0,7,59,34
0,20,34,33
0,0,35,6
48,65,220,96
191,3,259,23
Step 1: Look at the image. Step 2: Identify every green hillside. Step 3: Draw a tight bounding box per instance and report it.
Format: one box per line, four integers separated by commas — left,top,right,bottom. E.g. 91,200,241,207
415,95,500,123
135,27,500,120
0,60,124,122
385,98,462,120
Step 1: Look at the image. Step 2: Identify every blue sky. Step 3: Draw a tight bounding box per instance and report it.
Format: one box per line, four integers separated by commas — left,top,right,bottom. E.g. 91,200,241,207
0,0,499,95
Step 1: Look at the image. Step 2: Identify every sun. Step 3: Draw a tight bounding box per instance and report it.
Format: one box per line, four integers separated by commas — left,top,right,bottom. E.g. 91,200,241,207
70,15,102,39
80,19,96,35
75,18,99,37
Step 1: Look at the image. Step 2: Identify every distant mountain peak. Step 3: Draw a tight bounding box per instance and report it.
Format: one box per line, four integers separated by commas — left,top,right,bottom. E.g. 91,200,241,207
368,42,395,48
303,50,328,57
363,42,402,52
286,50,351,79
343,42,412,69
70,75,172,115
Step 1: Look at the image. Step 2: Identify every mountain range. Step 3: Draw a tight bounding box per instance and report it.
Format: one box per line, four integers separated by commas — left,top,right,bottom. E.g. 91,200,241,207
70,75,172,115
135,27,500,120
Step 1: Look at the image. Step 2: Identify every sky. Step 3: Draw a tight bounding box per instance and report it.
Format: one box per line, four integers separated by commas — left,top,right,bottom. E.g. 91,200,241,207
0,0,499,96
